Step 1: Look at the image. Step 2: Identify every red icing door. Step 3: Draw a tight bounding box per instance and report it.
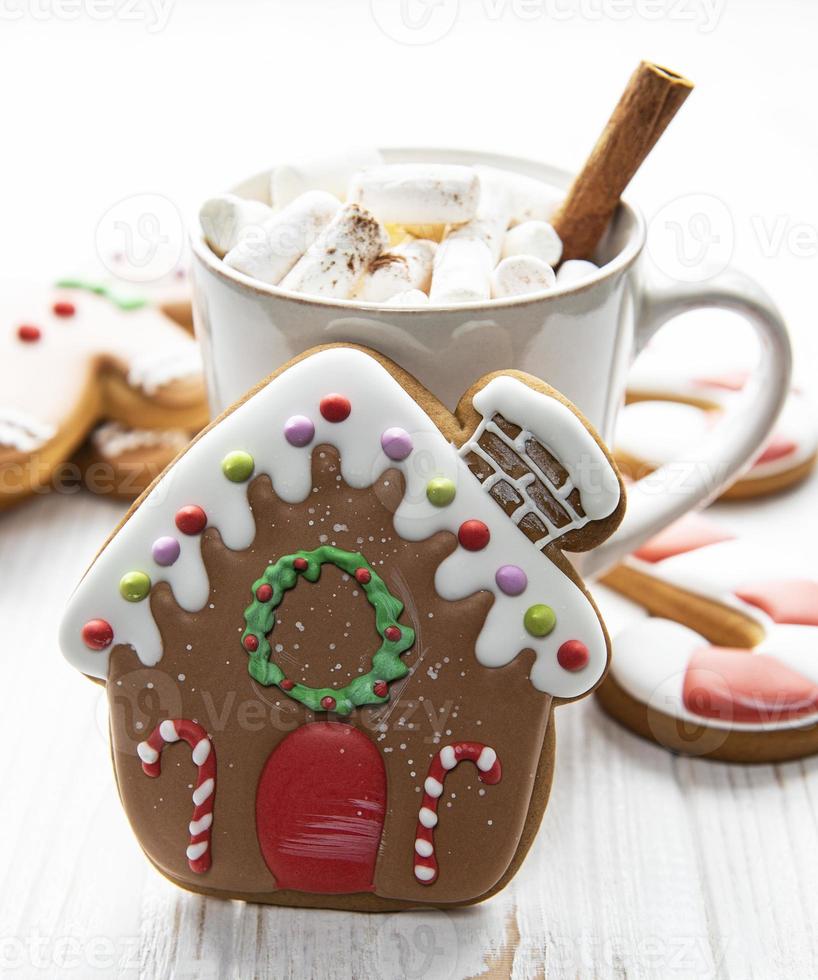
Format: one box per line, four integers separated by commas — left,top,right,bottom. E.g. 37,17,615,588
256,722,386,894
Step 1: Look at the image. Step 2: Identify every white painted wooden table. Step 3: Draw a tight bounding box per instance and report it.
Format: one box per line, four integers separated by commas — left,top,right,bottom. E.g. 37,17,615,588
2,469,818,979
4,2,818,977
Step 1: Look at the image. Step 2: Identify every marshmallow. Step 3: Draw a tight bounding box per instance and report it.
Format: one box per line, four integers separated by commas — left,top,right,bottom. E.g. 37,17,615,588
223,191,340,285
429,238,494,305
199,194,273,259
271,147,383,207
445,180,511,263
280,203,387,299
356,239,436,303
349,164,480,225
491,255,556,299
556,259,599,285
384,289,430,306
476,165,561,226
502,220,563,267
429,181,511,304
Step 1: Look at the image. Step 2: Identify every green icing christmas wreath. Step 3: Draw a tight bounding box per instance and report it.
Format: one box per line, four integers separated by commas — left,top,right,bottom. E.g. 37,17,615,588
241,545,415,715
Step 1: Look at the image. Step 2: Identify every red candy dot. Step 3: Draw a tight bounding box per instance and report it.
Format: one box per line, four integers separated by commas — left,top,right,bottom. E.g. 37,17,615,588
243,634,259,652
319,394,351,423
293,557,308,571
17,324,41,343
458,520,490,551
557,640,589,672
355,568,371,585
81,619,113,651
256,584,273,602
373,680,388,698
53,300,75,317
175,505,207,535
384,625,401,642
280,679,295,691
321,695,337,711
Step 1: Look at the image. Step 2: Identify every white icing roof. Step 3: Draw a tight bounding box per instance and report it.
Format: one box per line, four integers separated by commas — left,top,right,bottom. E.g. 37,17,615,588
60,348,619,699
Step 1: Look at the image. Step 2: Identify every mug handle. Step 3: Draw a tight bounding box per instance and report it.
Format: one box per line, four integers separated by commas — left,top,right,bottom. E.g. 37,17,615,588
583,267,792,577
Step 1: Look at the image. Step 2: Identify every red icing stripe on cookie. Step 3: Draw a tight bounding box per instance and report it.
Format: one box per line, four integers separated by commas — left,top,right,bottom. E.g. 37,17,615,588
684,647,818,723
754,432,798,466
734,580,818,626
633,513,734,564
692,371,750,392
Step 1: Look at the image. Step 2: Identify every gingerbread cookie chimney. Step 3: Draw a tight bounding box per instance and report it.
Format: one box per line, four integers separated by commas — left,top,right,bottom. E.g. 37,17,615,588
60,345,624,910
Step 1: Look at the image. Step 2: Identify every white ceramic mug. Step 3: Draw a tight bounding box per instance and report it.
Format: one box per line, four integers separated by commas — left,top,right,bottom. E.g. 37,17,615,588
190,148,791,576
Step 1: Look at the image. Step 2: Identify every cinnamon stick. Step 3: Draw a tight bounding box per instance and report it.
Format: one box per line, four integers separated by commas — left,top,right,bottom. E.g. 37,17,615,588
552,61,694,262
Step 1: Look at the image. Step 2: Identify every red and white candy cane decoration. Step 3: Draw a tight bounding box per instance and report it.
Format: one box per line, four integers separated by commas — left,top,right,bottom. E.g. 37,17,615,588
413,742,502,885
137,719,216,874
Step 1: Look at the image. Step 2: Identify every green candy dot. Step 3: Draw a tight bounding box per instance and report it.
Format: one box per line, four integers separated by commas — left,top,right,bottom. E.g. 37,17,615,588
426,476,456,507
524,604,556,637
222,450,255,483
120,571,151,603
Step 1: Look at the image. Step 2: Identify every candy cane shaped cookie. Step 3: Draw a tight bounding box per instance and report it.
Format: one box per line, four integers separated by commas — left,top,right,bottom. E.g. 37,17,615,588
137,719,216,874
413,742,502,885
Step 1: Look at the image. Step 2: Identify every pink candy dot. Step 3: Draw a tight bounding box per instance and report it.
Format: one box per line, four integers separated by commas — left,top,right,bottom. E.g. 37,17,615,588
284,415,315,447
495,565,527,596
381,427,413,461
152,536,180,566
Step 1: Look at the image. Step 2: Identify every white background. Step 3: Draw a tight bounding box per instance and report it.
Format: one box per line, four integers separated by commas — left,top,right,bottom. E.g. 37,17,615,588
2,1,818,977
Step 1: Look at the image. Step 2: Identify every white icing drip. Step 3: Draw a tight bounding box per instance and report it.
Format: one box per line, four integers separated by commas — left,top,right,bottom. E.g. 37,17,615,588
439,746,457,770
192,778,214,806
59,349,614,699
92,422,190,459
186,841,209,860
127,348,203,396
477,746,497,772
414,865,436,881
0,408,56,451
414,838,434,857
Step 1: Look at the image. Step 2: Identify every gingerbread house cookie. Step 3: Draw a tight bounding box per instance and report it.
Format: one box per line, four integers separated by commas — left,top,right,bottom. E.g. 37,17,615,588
60,345,624,910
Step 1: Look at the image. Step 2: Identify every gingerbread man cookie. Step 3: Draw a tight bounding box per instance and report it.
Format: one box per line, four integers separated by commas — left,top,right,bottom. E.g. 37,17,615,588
60,345,624,910
62,252,194,331
599,514,818,762
0,282,208,509
75,422,194,501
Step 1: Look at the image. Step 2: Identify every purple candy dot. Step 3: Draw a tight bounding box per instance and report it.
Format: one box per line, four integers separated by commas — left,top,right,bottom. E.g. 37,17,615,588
284,415,315,448
152,536,181,567
381,427,413,461
495,565,527,596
